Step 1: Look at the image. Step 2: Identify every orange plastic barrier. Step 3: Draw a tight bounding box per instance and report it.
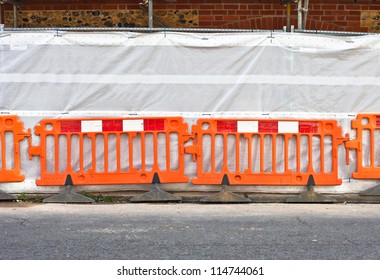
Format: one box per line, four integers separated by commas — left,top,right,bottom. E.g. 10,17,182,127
0,116,30,182
345,114,380,179
29,117,191,186
185,118,345,186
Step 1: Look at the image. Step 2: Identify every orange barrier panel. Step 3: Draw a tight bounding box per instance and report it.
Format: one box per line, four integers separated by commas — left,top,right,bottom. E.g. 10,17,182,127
345,114,380,179
0,116,30,182
185,118,345,186
29,117,191,186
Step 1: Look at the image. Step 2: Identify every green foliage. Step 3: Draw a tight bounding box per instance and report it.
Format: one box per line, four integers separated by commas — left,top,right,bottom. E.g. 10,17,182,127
101,196,114,203
34,195,44,203
16,193,28,202
81,192,114,203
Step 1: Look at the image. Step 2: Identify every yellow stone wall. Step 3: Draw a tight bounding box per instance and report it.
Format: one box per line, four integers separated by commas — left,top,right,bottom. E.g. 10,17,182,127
4,8,380,32
4,9,199,28
361,10,380,33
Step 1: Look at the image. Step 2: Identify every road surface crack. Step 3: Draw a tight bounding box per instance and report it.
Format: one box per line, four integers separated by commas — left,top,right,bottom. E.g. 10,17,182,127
7,217,30,227
296,217,312,228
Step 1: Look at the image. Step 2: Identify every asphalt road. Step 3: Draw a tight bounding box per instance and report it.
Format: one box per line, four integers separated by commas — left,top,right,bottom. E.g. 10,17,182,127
0,203,380,260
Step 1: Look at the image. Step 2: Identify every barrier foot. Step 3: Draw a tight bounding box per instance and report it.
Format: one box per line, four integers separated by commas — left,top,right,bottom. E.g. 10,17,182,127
0,190,16,201
43,175,95,204
286,175,336,203
360,185,380,196
200,175,251,204
130,173,182,203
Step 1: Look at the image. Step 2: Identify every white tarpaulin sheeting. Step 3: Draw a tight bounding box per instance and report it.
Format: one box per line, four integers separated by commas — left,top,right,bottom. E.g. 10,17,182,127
1,31,380,194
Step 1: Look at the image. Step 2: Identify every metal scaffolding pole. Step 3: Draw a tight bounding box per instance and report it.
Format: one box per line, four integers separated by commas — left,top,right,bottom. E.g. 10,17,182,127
13,4,16,28
303,0,309,30
286,3,291,32
0,4,2,27
298,0,303,30
148,0,153,28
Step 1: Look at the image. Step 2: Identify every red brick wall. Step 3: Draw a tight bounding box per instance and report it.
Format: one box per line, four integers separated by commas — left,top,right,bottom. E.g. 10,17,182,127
2,0,380,32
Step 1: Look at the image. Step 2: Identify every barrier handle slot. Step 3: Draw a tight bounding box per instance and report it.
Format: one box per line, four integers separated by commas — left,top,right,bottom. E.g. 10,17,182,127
28,134,42,160
184,145,199,162
344,133,361,165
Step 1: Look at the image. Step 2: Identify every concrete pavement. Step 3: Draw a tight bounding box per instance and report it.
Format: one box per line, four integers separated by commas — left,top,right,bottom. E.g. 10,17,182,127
0,203,380,259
